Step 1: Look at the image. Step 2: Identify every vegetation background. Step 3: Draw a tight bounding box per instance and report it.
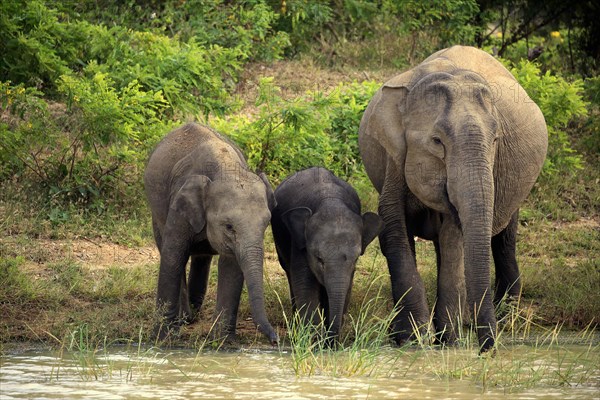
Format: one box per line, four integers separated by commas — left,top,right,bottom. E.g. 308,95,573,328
0,0,598,349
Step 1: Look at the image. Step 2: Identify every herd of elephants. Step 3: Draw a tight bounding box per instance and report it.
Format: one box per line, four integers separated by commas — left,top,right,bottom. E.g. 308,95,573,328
143,46,548,353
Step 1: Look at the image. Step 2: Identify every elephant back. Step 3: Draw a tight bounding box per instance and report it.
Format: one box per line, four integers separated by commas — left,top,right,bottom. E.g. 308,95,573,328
144,123,249,227
274,167,361,215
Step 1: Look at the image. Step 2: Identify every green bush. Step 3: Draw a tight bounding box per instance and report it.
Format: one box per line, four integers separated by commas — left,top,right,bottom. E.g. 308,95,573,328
383,0,480,48
276,0,334,53
80,28,243,118
0,0,292,215
213,78,379,184
1,0,288,117
0,1,94,94
276,0,480,65
0,77,170,211
64,0,290,63
580,76,600,155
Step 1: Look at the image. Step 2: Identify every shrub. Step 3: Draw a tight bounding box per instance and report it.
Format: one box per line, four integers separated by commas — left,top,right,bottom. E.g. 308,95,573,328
0,0,292,215
63,0,290,63
1,0,287,118
212,78,379,184
81,28,243,118
0,1,95,95
580,76,600,155
0,77,170,211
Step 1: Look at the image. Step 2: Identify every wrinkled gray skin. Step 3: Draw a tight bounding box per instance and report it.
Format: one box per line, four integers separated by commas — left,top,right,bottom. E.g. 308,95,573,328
271,167,384,342
359,46,548,353
144,123,278,344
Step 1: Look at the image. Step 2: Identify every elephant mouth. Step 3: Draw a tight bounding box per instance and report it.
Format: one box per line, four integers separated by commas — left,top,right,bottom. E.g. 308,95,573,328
443,183,461,229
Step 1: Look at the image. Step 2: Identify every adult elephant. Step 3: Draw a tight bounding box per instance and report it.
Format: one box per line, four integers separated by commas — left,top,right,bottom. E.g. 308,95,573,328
358,46,547,353
144,122,278,344
271,167,383,343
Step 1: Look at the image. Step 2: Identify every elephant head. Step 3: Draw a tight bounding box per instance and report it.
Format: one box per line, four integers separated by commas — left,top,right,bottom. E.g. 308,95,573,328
402,71,500,346
282,204,383,340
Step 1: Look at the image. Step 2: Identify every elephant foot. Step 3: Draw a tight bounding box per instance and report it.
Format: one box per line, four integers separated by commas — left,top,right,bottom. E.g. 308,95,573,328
209,328,239,347
153,320,182,343
391,331,415,347
181,308,200,325
390,318,428,347
479,343,497,357
433,330,459,347
210,317,238,343
494,294,521,323
478,336,496,356
324,334,342,350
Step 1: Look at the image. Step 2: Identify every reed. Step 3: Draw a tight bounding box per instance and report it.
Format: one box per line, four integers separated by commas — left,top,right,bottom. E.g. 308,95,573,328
278,272,403,378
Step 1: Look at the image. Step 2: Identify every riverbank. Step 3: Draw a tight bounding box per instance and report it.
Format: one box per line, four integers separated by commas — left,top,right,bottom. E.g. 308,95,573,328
1,213,598,352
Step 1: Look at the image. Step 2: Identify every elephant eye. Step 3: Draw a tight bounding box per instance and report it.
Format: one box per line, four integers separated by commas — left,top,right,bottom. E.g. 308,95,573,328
225,223,234,232
432,136,443,145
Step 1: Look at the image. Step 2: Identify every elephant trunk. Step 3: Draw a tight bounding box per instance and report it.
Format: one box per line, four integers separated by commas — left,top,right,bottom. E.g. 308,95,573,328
325,271,353,345
237,244,278,345
448,155,496,353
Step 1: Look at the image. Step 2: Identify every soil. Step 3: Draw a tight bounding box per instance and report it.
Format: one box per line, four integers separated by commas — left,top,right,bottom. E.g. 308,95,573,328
234,58,392,112
30,239,158,270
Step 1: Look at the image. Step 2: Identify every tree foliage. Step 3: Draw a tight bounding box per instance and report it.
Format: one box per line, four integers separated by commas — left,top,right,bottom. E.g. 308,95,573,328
212,78,379,184
0,0,596,221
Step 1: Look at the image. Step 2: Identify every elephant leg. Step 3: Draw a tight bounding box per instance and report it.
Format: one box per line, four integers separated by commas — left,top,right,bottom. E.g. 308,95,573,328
378,172,429,345
213,255,243,339
152,219,163,251
179,267,192,323
272,216,296,310
285,269,297,312
433,218,466,345
289,248,322,328
492,210,521,305
188,255,212,321
154,220,191,339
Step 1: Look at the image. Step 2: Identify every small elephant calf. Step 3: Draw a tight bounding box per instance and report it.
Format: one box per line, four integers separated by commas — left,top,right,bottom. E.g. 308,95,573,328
271,167,384,342
144,123,278,344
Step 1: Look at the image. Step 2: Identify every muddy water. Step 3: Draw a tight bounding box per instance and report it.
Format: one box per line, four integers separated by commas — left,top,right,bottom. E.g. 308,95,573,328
1,345,598,399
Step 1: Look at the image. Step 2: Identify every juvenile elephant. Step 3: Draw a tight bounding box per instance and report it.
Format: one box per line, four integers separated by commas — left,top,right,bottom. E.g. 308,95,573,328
359,46,548,352
144,123,278,344
271,167,384,342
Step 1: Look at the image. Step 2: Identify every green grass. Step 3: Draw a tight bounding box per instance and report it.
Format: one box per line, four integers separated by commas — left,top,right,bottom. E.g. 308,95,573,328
3,253,596,390
0,197,597,348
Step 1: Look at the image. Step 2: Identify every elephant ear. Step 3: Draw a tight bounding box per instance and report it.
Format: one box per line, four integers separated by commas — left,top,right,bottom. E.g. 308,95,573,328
282,207,313,249
170,175,211,234
382,74,413,116
360,71,415,169
259,172,277,210
360,212,384,255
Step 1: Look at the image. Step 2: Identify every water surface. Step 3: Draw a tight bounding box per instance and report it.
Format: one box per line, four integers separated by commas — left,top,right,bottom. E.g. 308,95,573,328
1,344,598,399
